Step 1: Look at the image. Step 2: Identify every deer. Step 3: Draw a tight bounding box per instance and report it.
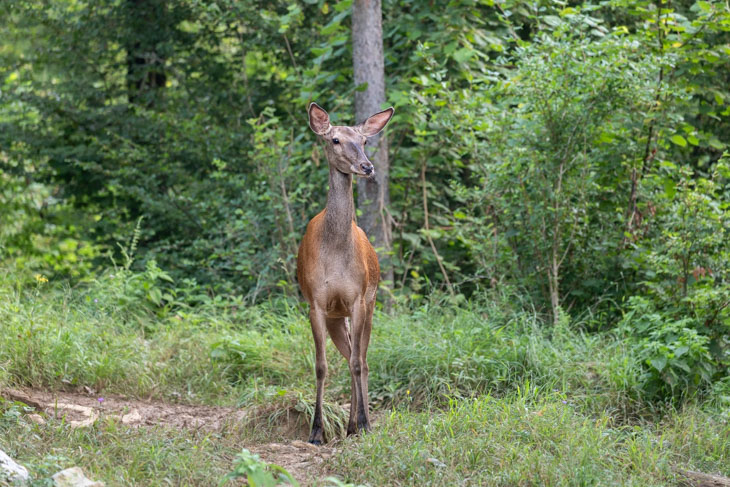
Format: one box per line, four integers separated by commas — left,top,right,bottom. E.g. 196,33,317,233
297,102,394,445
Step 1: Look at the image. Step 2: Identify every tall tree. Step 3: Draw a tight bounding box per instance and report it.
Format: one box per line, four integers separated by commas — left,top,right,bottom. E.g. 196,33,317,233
352,0,393,287
125,0,169,107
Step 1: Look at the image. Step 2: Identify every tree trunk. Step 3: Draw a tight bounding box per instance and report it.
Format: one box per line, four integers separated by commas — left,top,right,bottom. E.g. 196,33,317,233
549,254,561,326
126,0,167,107
352,0,393,288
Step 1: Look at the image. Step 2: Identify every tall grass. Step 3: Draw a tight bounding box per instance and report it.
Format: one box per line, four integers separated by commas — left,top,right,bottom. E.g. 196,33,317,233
330,391,730,486
0,269,679,416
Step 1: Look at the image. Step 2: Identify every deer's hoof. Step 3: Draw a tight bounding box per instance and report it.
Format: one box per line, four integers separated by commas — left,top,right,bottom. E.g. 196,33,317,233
308,439,323,446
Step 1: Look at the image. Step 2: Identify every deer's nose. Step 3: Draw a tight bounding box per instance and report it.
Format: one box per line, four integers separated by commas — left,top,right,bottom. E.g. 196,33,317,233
360,162,374,175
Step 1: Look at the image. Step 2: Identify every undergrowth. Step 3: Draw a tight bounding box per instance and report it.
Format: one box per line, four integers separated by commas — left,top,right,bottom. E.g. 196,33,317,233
1,268,729,485
0,269,653,415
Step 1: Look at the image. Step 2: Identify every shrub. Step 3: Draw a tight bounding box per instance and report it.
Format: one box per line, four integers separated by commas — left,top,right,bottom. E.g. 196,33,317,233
620,296,717,401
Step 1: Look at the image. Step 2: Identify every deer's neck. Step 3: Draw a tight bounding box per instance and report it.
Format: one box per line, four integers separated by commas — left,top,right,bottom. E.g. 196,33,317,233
324,166,355,249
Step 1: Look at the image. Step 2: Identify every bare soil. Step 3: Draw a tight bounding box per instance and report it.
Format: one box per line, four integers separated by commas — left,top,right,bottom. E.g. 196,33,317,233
2,388,338,486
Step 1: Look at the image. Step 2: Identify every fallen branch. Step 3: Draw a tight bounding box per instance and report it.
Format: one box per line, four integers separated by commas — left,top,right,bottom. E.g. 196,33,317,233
2,389,45,410
676,469,730,487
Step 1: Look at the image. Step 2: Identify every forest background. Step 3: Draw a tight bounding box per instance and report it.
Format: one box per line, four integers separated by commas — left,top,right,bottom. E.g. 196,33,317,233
1,0,730,485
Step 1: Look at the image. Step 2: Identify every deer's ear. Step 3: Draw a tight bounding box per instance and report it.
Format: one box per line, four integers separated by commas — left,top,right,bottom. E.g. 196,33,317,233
358,107,394,137
308,103,331,135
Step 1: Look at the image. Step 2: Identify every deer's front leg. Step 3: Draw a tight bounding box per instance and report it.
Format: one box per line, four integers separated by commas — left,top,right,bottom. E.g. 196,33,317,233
309,305,328,445
358,301,375,432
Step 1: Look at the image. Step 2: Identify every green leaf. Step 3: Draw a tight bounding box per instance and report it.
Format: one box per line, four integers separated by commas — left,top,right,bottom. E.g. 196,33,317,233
310,47,331,57
147,288,162,306
670,135,687,147
649,356,667,372
708,137,726,150
453,48,474,64
674,346,689,358
543,15,562,27
599,132,614,143
320,19,341,36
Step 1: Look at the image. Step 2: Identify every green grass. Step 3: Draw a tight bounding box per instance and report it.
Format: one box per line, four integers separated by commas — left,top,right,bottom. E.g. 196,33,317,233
0,272,318,405
1,270,729,485
330,393,730,486
0,403,243,486
0,277,643,414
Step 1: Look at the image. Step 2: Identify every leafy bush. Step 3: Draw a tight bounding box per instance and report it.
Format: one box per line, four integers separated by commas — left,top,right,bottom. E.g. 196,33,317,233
221,449,298,487
0,172,102,283
620,296,717,400
619,158,730,401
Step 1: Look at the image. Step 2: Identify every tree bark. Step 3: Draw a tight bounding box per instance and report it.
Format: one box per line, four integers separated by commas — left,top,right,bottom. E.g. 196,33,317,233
352,0,393,288
125,0,167,107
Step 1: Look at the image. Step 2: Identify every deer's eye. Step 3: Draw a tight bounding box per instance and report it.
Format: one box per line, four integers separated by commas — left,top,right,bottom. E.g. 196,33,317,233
332,138,340,144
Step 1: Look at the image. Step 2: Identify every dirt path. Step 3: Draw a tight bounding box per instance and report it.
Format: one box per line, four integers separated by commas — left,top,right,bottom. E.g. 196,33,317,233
2,388,336,485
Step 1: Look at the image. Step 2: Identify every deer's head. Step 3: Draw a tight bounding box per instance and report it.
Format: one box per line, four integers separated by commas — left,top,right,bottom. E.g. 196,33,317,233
308,102,394,178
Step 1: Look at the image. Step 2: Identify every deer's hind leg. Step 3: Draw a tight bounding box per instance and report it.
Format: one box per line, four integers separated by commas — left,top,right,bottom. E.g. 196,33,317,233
326,317,358,436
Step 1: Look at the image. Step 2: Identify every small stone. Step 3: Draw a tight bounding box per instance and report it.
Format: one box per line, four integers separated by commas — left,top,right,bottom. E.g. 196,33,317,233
52,467,104,487
54,403,98,428
28,413,46,425
0,449,30,483
121,409,142,425
426,457,446,468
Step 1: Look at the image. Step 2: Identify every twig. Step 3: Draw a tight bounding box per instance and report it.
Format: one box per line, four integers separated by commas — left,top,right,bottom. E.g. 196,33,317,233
283,34,298,70
625,0,668,244
420,161,454,296
237,32,255,118
278,130,297,257
494,1,521,42
704,300,730,328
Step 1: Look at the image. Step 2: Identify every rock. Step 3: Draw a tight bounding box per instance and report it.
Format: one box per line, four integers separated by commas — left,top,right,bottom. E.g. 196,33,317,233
426,457,446,468
27,413,46,425
52,467,104,487
121,409,142,425
0,449,29,484
52,404,98,428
